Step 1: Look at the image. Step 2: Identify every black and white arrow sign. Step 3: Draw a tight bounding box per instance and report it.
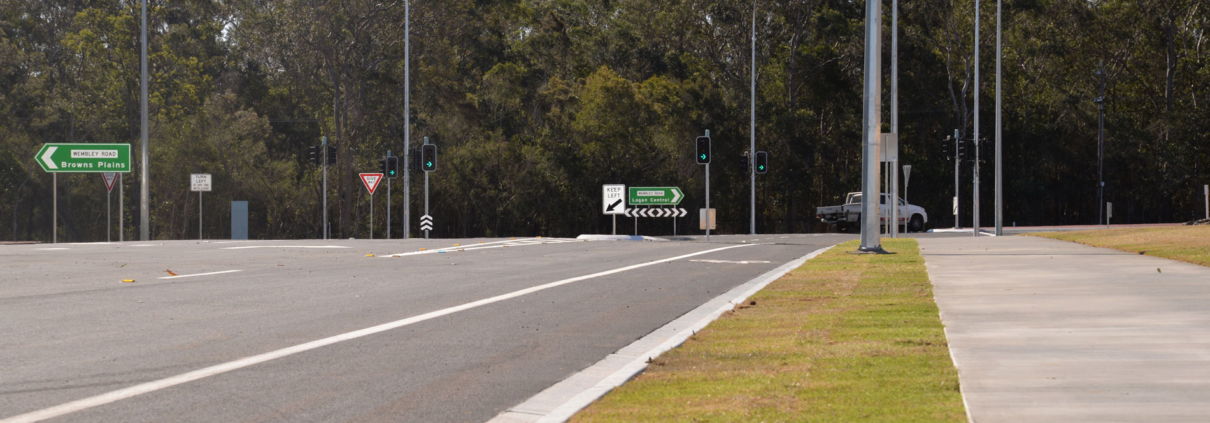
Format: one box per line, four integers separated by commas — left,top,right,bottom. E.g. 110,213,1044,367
624,208,686,218
420,214,434,231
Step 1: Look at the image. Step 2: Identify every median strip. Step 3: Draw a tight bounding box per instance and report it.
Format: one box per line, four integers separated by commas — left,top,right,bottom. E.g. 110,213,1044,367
570,239,966,422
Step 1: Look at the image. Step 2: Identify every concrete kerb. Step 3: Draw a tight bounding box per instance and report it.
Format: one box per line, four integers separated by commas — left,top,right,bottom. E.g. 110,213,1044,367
488,244,837,423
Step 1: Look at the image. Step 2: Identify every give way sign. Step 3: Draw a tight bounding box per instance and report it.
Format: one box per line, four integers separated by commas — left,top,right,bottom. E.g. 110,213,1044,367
102,173,118,192
359,173,384,195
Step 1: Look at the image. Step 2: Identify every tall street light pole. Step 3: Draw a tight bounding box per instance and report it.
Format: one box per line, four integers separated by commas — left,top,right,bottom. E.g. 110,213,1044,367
1096,62,1106,225
140,0,150,241
858,0,883,252
890,0,899,238
403,0,411,239
995,0,1003,236
750,0,757,235
972,0,981,238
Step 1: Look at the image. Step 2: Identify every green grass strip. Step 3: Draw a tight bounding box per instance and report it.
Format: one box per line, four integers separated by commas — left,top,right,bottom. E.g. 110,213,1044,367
1031,226,1210,268
572,239,966,422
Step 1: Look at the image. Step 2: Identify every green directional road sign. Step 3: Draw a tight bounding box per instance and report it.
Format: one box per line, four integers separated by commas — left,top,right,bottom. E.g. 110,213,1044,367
35,143,132,173
629,186,684,205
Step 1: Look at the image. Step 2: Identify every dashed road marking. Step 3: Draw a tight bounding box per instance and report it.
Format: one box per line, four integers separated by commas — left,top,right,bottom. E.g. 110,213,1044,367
158,270,242,280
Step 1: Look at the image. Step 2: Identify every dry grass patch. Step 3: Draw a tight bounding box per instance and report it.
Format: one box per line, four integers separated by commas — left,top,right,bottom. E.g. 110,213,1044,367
571,239,965,422
1030,226,1210,267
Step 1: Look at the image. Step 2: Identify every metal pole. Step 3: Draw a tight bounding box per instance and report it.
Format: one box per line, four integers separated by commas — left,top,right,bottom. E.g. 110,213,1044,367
954,129,960,229
424,137,429,239
1204,185,1208,220
995,0,1003,236
973,0,981,238
323,136,328,240
387,152,391,240
52,173,57,244
108,187,111,243
1098,62,1106,225
199,191,203,240
891,0,899,239
705,130,711,242
612,215,616,235
119,173,124,241
403,0,411,240
140,0,150,241
859,0,882,251
370,192,374,240
750,0,757,236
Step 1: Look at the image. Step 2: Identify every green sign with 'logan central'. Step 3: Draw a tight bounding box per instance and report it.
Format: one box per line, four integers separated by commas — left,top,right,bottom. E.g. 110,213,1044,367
628,186,684,205
35,143,132,173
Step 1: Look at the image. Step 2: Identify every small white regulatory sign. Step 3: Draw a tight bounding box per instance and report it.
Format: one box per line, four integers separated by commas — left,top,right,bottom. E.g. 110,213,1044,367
602,184,626,215
191,174,212,192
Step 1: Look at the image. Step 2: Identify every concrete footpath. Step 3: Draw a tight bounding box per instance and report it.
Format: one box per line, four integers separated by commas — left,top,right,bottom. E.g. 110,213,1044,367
919,236,1210,423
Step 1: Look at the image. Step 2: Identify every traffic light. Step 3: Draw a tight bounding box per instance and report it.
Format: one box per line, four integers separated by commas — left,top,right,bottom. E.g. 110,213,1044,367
696,136,711,164
308,146,319,165
378,159,387,175
386,156,399,178
941,136,953,161
957,138,968,161
411,151,422,172
327,145,337,165
422,144,437,172
755,151,768,174
740,154,750,173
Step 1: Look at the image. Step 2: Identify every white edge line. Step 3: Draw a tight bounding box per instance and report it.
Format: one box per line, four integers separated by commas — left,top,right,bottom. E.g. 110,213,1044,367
489,244,836,423
0,244,753,423
158,270,242,280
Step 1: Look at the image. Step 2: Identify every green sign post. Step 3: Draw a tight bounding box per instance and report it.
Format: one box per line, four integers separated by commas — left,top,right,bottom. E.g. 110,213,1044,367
35,143,132,173
628,187,684,205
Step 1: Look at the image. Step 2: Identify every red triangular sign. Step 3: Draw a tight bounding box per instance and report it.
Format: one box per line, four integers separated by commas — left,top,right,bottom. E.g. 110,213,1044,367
359,173,384,195
102,173,118,192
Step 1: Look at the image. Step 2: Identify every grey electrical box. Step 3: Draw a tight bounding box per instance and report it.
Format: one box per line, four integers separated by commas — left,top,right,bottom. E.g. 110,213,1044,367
231,201,248,240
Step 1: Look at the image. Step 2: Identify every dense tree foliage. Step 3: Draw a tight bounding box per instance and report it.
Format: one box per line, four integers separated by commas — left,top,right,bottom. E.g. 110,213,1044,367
1,0,1206,241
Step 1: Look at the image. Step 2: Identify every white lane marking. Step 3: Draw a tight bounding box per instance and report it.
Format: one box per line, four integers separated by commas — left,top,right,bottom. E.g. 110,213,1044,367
131,244,156,247
383,238,582,258
221,245,352,250
1,244,754,423
492,245,835,423
35,248,70,251
689,259,772,264
158,270,242,280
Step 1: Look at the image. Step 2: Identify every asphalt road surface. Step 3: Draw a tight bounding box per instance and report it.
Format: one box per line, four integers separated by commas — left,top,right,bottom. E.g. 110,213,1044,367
1,234,852,422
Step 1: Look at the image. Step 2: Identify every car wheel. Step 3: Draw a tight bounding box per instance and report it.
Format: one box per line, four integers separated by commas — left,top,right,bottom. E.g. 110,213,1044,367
908,215,925,233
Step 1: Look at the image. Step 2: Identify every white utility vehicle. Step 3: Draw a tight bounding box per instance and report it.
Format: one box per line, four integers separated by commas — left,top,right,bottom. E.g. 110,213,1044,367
815,192,928,233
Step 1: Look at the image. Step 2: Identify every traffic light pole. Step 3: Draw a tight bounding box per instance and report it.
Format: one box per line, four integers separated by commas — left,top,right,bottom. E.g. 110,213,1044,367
705,130,711,242
424,138,429,240
954,130,960,229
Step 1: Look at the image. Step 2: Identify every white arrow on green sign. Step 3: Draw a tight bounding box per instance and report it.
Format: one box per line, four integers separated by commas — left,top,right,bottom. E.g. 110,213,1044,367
628,187,683,205
35,143,132,173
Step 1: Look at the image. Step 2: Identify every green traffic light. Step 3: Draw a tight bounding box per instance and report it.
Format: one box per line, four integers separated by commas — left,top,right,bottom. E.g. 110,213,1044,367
700,154,706,160
426,161,433,167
